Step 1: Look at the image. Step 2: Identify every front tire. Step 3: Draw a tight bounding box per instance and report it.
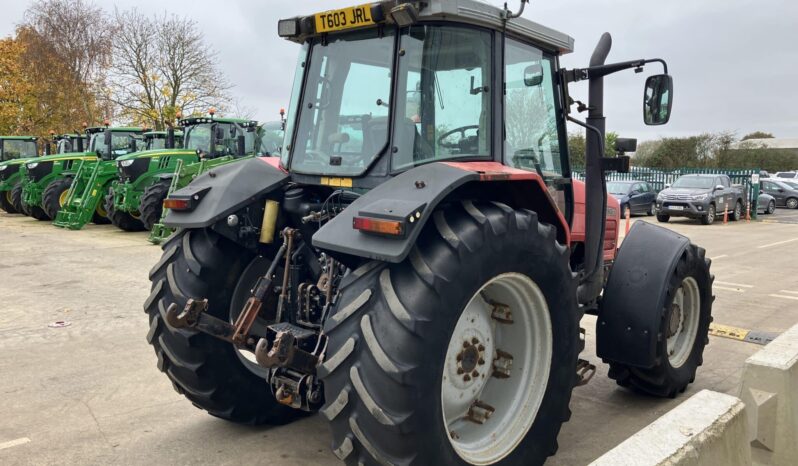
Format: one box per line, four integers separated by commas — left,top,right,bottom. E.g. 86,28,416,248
0,189,18,213
656,213,670,223
608,244,713,397
104,189,145,232
144,228,298,424
320,202,580,466
140,180,170,230
700,204,715,225
11,183,27,215
42,178,72,220
647,202,656,216
766,200,776,214
731,201,742,221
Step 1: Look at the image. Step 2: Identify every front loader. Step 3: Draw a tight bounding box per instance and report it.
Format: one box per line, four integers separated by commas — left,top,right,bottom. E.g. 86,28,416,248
0,136,39,214
143,2,712,465
146,118,282,243
50,125,144,228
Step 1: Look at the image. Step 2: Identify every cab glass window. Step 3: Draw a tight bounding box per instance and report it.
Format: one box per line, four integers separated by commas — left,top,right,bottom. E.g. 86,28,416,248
504,39,563,179
392,25,492,170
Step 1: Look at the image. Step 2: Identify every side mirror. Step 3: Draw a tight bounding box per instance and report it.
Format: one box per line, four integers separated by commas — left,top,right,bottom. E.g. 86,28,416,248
630,190,640,196
523,63,544,87
215,126,225,141
664,184,671,189
104,130,112,146
644,74,673,125
759,189,764,194
714,185,724,191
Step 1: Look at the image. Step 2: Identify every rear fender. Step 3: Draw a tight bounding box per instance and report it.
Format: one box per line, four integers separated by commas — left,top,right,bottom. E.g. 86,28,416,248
596,221,690,368
163,157,288,229
312,162,570,263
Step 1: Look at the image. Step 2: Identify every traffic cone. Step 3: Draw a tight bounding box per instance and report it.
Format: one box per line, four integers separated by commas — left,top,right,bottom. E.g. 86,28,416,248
723,202,728,225
746,202,751,223
625,206,631,235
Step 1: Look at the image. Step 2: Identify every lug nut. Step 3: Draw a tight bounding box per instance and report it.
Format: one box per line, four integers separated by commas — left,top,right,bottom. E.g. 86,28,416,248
463,374,471,382
478,358,485,365
471,337,479,345
472,370,479,377
457,368,464,375
463,341,470,348
478,344,485,352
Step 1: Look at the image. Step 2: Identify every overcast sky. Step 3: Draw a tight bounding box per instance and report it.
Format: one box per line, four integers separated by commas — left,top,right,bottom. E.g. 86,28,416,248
2,0,797,141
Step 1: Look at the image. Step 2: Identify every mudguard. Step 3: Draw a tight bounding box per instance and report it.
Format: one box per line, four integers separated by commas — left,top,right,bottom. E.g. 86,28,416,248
312,161,568,263
164,157,288,229
596,221,690,368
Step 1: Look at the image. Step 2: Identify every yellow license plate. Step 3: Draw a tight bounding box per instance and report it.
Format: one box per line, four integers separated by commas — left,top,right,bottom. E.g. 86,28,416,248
315,4,375,34
320,176,353,188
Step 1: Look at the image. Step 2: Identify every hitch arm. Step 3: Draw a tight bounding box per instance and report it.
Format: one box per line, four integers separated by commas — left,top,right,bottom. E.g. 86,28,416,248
165,299,257,351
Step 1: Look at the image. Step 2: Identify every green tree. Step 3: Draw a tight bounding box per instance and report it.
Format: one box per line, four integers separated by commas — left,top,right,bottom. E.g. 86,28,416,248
566,130,618,168
741,131,774,141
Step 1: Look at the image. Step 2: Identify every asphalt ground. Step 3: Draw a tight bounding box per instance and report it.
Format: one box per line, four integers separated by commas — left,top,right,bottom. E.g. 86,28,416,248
1,207,797,465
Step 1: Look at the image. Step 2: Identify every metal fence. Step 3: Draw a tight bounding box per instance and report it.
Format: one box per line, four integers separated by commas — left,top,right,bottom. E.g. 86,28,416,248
572,166,763,218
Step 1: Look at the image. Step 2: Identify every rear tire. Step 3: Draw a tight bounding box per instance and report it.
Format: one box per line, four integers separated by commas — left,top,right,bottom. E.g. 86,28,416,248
700,204,715,225
731,201,742,221
104,189,145,232
787,197,798,209
140,180,170,230
42,178,72,220
607,245,713,397
656,213,670,223
25,201,49,221
320,202,580,466
144,228,298,424
0,189,18,213
11,183,27,215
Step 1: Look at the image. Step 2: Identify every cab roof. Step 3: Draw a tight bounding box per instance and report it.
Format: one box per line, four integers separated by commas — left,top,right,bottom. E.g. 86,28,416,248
85,126,144,134
0,136,38,141
179,117,257,127
281,0,574,54
144,131,183,137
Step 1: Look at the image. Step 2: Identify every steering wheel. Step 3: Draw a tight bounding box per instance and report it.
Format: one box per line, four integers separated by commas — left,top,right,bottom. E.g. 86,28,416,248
437,125,480,149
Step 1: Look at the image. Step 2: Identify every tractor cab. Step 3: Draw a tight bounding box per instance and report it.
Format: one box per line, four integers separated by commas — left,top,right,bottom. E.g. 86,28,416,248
85,126,144,160
180,116,259,159
142,131,184,151
256,121,284,156
0,136,39,162
55,134,89,154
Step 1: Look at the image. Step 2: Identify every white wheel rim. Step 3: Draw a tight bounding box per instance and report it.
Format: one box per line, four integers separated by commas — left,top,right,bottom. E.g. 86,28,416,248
441,273,552,465
666,277,700,368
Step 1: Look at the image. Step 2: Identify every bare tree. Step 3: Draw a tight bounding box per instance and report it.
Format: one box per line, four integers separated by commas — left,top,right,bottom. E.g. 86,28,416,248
22,0,113,122
110,11,230,130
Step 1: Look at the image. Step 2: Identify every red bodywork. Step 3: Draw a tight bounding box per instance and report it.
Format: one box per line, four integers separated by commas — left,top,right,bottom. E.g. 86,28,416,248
443,162,619,263
571,179,620,262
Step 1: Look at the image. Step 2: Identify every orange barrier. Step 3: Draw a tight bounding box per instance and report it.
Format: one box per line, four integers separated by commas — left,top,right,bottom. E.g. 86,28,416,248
723,201,729,225
625,206,631,235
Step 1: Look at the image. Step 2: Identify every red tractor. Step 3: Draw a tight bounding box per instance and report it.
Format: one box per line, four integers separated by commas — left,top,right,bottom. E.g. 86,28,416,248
145,1,713,464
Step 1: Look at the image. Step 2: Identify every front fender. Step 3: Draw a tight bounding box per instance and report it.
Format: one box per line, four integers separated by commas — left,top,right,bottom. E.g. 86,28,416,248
312,162,569,263
164,157,288,229
596,221,690,368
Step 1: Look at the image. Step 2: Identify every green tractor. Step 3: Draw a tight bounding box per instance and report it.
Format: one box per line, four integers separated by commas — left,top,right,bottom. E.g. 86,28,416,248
111,115,263,233
50,126,144,228
21,126,142,221
141,118,282,244
0,136,39,214
102,129,190,231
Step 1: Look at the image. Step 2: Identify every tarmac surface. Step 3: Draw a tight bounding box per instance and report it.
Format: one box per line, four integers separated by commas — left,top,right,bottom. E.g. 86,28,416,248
1,209,797,465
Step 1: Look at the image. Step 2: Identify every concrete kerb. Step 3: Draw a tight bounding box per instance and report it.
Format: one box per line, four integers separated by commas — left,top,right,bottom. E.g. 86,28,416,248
738,323,798,465
589,389,751,466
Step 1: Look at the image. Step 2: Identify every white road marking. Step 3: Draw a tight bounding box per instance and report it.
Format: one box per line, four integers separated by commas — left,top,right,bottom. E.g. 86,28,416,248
756,237,798,249
714,285,746,293
770,294,798,301
710,255,728,260
779,290,798,295
0,437,30,451
715,281,753,288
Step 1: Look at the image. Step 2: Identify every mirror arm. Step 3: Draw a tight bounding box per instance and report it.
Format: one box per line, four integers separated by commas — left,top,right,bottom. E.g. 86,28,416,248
564,58,669,83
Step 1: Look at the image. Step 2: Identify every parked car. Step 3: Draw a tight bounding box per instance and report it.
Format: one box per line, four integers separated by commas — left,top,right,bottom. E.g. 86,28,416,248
606,180,657,217
761,179,798,209
774,171,797,180
779,179,798,190
656,174,746,225
758,192,776,215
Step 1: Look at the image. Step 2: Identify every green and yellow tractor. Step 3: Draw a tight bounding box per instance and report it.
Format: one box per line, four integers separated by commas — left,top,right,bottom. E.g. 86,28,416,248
0,136,39,214
21,126,141,221
147,118,283,243
110,114,263,233
50,125,144,228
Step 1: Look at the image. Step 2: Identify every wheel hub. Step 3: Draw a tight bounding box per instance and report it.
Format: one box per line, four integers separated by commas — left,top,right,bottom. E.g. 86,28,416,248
457,340,485,377
667,303,683,338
